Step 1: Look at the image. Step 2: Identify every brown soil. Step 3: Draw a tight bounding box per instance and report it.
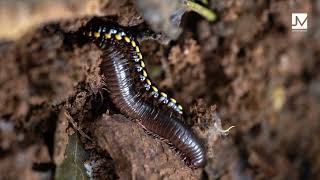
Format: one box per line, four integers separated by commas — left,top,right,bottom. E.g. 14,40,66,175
0,0,319,180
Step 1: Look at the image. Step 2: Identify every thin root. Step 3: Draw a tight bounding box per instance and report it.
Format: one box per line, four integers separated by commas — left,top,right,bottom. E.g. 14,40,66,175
214,122,235,134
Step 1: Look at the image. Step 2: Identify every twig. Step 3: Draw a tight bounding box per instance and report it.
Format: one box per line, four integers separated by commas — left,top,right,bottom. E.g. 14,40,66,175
64,110,93,141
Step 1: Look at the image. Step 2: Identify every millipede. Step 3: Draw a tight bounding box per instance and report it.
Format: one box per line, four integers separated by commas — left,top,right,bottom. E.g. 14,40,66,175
81,18,205,169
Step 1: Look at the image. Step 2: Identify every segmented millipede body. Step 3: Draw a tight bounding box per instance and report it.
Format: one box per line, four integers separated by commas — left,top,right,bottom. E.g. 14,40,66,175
81,18,205,169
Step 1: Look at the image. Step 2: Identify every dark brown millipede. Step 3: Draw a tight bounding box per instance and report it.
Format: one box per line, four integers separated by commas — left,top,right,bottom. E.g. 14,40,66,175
81,17,205,169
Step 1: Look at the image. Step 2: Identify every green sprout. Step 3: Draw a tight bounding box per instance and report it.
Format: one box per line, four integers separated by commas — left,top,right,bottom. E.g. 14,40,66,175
185,0,217,22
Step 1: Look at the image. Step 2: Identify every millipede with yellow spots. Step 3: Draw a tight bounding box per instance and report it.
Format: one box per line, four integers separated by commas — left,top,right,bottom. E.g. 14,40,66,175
81,18,205,169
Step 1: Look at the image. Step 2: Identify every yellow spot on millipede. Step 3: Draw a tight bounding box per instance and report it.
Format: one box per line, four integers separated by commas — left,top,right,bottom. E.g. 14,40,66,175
142,70,147,77
131,41,136,47
115,34,122,40
137,53,142,59
152,86,158,92
146,79,151,85
124,36,130,42
135,46,140,53
160,92,167,97
140,61,145,68
88,31,92,36
105,33,111,39
170,98,177,103
94,32,100,37
178,105,183,110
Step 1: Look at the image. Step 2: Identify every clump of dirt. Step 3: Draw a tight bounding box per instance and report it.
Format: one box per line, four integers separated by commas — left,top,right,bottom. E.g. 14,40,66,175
0,0,319,179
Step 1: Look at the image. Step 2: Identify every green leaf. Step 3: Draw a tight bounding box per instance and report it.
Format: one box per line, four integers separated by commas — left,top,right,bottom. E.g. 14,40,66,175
55,133,89,180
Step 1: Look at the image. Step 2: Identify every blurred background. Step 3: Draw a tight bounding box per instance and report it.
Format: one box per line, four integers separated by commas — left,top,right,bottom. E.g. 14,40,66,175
0,0,319,179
